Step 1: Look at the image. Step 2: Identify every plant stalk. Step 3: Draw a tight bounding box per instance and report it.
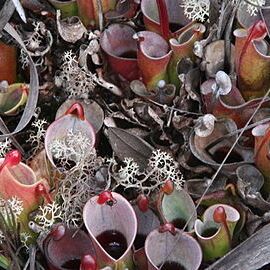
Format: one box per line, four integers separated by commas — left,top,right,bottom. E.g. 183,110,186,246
156,0,170,40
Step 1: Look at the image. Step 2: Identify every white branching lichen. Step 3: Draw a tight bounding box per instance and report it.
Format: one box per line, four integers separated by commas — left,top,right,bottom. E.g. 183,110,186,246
19,21,48,69
243,0,265,16
49,129,94,169
35,202,63,230
181,0,210,22
0,138,11,158
118,158,140,185
0,196,24,220
50,130,104,227
20,232,32,251
0,231,4,243
56,148,105,227
49,132,184,225
181,0,265,22
19,49,29,70
55,50,97,98
114,150,184,193
59,160,104,226
27,118,47,155
24,21,44,51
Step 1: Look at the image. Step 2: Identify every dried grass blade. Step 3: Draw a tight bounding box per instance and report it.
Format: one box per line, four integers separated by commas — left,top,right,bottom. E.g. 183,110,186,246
0,23,39,139
11,0,26,23
0,0,15,33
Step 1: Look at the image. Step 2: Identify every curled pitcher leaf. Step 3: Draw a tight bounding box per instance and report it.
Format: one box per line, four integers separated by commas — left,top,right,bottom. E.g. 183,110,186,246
203,40,235,79
190,117,254,173
195,204,240,261
18,21,53,58
234,22,270,100
194,187,247,239
145,224,202,270
141,0,192,39
0,83,28,115
56,98,104,134
0,151,48,232
133,204,161,250
130,79,176,105
83,191,137,269
134,31,172,90
168,23,205,87
56,11,87,44
100,24,139,81
45,103,96,171
252,123,270,193
157,187,196,232
236,164,270,212
43,224,96,270
48,0,78,18
0,42,17,84
200,74,270,128
132,204,160,270
77,0,116,27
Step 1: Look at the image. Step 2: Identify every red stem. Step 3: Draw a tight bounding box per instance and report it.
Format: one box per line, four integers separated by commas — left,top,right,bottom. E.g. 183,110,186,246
156,0,171,40
222,220,232,248
213,206,232,248
36,183,53,204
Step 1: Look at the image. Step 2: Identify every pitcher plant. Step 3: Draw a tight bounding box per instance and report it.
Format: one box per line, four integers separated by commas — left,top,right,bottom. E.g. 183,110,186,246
194,204,240,261
141,0,192,40
77,0,116,28
145,223,202,270
0,150,49,232
83,191,137,269
100,23,139,81
43,224,96,269
234,21,270,100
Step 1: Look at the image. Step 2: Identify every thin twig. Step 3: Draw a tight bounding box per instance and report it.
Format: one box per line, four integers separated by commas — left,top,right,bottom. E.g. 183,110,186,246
224,0,241,74
97,0,104,32
166,105,175,127
23,259,30,270
207,116,270,149
29,245,36,270
149,99,203,116
216,1,226,39
36,261,46,270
